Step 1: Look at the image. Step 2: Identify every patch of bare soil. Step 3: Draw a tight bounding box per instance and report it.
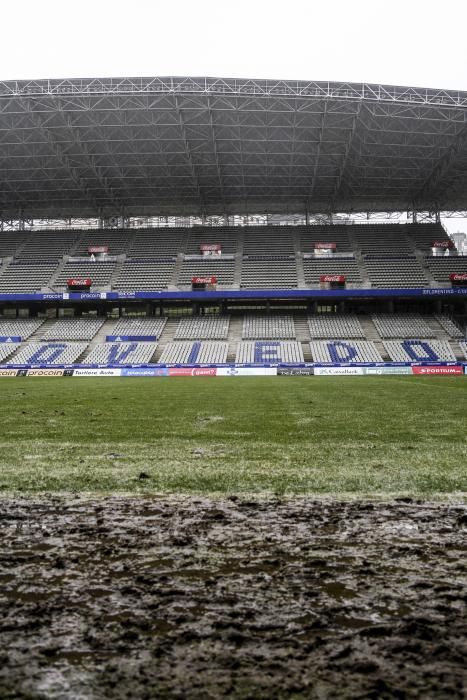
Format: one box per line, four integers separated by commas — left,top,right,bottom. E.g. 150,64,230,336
0,497,466,699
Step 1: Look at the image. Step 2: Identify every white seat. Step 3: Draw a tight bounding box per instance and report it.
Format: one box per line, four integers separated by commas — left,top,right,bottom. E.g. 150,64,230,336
7,342,88,365
236,341,304,364
83,342,158,365
309,340,383,363
159,342,228,364
383,340,456,362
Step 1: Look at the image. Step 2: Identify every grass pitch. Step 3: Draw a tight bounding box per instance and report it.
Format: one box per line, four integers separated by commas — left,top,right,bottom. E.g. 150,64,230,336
0,376,465,498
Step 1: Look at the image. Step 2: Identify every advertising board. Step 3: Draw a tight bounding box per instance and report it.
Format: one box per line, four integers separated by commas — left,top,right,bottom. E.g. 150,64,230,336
217,368,277,376
411,366,463,375
73,368,122,377
168,368,217,376
365,367,412,375
120,368,169,376
314,367,365,376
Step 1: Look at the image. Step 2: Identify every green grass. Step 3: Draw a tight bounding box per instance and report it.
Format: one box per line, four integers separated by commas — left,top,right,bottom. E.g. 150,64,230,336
0,376,466,498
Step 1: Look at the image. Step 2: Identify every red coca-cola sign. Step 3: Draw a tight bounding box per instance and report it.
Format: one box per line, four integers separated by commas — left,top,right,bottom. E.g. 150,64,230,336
67,278,92,287
200,244,221,251
192,276,217,284
88,246,109,253
432,240,454,248
450,273,467,281
320,275,346,283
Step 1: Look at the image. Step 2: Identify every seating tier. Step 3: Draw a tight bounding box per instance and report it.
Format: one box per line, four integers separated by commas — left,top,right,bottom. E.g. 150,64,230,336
42,318,105,341
174,316,230,340
7,342,88,365
236,341,304,364
372,314,434,339
0,318,45,340
310,340,383,363
242,314,296,339
83,342,158,365
159,342,228,364
383,340,456,362
308,314,364,339
110,317,167,339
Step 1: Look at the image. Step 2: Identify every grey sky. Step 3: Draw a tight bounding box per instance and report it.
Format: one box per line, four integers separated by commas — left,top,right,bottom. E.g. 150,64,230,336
2,0,467,232
3,0,467,89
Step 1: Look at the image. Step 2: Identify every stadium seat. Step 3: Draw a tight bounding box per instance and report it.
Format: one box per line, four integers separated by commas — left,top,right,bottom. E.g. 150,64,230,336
236,341,304,364
110,317,168,339
83,342,158,365
7,342,88,365
0,343,21,363
41,318,105,341
372,314,434,338
159,342,228,364
363,257,429,288
113,259,176,290
0,318,45,340
177,259,235,288
240,257,298,288
308,314,364,339
383,340,456,362
309,340,383,363
0,260,59,292
54,261,116,289
174,316,230,340
242,314,296,339
426,257,467,284
435,315,464,338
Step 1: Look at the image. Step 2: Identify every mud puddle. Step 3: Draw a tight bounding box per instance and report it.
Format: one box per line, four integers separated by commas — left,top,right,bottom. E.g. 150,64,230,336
0,497,466,699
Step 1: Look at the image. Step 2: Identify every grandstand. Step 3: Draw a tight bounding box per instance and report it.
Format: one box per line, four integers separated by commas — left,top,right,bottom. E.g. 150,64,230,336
0,77,465,371
0,222,464,292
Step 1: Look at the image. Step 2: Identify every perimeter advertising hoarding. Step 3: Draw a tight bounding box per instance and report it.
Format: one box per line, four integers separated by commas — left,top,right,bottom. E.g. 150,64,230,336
411,366,463,375
168,368,217,376
366,367,412,375
277,367,314,375
26,369,65,377
0,369,19,377
73,368,122,377
314,367,365,376
120,368,169,376
1,287,467,303
217,368,277,376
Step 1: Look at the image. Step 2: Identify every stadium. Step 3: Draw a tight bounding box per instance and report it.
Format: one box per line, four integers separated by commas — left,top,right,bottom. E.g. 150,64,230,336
0,74,466,699
0,77,466,375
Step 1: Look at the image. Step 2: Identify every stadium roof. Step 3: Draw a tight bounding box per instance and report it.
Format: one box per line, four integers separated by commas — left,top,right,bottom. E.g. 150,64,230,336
1,76,467,220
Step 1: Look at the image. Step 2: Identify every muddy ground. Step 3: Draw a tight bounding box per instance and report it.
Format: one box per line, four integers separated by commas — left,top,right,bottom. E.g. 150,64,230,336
0,497,466,700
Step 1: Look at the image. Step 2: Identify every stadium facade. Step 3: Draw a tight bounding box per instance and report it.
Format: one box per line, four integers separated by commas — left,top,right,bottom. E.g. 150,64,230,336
0,77,466,375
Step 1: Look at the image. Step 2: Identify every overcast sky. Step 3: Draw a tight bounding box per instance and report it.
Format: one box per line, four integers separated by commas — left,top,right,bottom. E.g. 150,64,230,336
2,0,467,89
2,0,467,232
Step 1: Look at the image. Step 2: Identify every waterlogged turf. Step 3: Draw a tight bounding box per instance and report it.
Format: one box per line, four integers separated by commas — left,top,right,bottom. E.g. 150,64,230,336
0,376,465,497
